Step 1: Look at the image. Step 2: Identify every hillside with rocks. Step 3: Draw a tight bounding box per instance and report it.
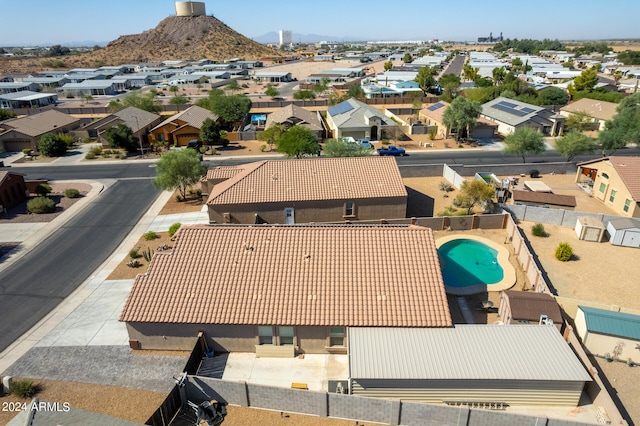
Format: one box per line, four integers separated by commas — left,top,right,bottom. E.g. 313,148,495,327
0,15,278,74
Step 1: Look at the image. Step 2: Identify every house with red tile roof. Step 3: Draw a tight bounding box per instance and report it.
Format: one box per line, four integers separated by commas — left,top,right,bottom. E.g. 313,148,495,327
119,224,452,354
576,156,640,218
204,156,408,224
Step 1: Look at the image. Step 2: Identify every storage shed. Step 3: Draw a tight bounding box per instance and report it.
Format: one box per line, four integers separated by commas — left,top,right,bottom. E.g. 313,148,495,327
606,218,640,248
575,216,606,242
348,326,591,407
575,306,640,362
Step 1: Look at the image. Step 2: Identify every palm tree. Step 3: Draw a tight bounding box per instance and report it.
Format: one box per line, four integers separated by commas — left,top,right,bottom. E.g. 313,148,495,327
492,67,506,86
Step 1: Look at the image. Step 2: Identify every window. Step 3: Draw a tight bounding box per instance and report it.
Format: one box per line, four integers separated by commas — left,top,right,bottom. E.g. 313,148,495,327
624,199,631,213
344,201,355,217
258,326,273,345
279,326,294,345
601,172,609,179
609,190,617,203
329,327,345,347
599,183,606,193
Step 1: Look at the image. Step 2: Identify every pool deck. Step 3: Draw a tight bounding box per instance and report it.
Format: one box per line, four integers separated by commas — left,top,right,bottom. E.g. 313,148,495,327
436,234,516,296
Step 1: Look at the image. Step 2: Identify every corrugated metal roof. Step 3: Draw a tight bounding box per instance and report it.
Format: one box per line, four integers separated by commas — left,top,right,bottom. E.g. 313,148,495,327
349,326,592,382
579,306,640,340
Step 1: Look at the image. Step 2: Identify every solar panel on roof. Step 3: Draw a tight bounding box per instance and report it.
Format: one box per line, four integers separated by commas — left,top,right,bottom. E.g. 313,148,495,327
520,107,536,114
427,102,445,111
328,102,354,116
491,103,527,117
498,101,518,108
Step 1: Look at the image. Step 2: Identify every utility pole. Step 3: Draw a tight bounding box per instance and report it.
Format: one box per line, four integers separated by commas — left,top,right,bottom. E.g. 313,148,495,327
132,115,144,158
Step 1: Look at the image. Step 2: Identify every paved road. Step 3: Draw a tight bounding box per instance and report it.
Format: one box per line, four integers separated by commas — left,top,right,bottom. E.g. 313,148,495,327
441,54,466,77
0,179,161,352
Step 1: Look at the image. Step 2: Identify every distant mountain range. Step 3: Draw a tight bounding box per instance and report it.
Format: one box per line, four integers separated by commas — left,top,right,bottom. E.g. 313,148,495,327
252,32,363,44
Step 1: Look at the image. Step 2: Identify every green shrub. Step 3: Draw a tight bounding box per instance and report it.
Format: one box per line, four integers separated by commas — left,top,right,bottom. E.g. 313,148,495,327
22,148,33,155
35,183,52,197
144,231,158,241
27,197,56,214
168,223,181,237
532,223,547,237
90,146,103,155
11,379,40,398
85,152,96,160
64,188,81,198
142,247,153,263
129,248,139,259
126,259,142,268
555,242,573,261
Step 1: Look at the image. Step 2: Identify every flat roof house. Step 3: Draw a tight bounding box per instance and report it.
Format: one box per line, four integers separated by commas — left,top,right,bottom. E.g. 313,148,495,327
576,156,640,218
348,326,591,407
0,109,80,152
481,97,565,136
119,225,452,355
254,72,292,83
325,98,399,140
205,156,407,224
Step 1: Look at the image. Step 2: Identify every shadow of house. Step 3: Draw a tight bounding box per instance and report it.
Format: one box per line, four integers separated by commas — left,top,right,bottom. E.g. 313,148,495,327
0,171,28,212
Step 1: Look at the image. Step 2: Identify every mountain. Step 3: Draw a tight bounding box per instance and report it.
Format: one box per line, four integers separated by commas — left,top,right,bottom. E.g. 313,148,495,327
90,15,278,63
252,32,363,44
0,15,278,74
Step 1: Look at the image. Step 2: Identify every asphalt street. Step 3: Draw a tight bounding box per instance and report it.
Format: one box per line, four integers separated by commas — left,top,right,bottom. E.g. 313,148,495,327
0,179,161,352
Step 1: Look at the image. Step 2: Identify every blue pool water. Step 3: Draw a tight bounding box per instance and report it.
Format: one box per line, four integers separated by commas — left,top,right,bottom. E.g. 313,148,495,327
438,239,504,288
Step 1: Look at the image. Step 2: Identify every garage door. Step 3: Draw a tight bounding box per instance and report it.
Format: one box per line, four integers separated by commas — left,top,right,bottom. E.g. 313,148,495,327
472,127,495,139
3,140,32,152
176,134,199,147
621,230,640,248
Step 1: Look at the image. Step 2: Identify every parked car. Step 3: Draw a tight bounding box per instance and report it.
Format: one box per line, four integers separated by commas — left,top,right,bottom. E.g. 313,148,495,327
377,145,406,156
358,138,373,149
187,140,202,150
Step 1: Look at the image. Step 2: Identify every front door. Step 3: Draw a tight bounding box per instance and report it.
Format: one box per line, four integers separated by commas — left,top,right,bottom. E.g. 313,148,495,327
284,207,294,224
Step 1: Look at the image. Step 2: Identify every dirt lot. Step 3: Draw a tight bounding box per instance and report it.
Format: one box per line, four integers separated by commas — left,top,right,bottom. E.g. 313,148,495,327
106,231,174,280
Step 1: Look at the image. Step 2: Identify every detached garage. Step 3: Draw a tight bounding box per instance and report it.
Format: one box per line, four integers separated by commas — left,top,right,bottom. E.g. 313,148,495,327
348,326,591,407
606,218,640,248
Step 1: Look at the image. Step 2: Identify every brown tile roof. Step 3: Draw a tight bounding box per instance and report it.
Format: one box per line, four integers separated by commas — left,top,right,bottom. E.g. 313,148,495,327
206,157,407,206
0,171,26,186
609,156,640,201
419,101,450,124
204,165,247,181
150,105,217,132
0,110,79,137
512,190,576,207
119,225,452,327
560,98,618,121
502,291,563,324
265,104,323,132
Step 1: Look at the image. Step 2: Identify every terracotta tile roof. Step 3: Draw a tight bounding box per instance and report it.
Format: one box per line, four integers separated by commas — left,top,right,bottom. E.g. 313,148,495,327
0,171,26,186
502,291,563,324
119,225,452,327
512,189,577,207
150,105,217,132
560,98,618,121
206,157,407,206
419,101,450,124
578,156,640,201
609,156,640,201
0,110,79,137
265,104,323,132
204,165,247,181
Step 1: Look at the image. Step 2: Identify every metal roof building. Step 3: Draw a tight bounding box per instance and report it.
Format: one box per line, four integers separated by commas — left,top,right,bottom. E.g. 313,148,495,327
576,306,640,362
348,325,591,407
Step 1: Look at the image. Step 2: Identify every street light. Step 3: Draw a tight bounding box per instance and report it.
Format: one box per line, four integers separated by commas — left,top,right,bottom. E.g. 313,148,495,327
131,115,144,158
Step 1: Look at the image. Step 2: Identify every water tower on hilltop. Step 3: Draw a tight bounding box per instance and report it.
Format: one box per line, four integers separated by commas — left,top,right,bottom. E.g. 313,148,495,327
175,1,206,17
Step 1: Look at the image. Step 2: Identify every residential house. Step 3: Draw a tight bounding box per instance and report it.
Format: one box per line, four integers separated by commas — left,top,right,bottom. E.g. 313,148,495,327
264,104,324,139
148,105,217,147
559,98,618,131
0,171,28,212
481,97,565,136
498,290,564,332
0,91,58,109
205,156,407,224
575,156,640,218
119,224,452,354
82,106,162,147
325,98,399,140
348,326,590,407
575,306,640,363
419,101,497,139
0,82,40,94
59,80,118,97
0,109,80,152
254,72,292,83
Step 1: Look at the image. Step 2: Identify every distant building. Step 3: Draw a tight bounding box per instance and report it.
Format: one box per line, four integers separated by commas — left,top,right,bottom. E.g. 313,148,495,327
279,30,292,47
175,1,206,17
477,32,504,43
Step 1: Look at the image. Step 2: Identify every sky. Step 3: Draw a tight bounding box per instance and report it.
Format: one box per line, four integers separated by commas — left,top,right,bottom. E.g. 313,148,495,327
1,0,639,46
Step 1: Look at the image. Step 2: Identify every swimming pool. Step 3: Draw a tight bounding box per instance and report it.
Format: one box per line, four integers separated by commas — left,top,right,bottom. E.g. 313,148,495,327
436,236,516,295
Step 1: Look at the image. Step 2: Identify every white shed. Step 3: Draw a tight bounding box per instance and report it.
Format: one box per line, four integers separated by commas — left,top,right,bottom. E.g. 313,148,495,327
606,218,640,248
575,216,606,242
